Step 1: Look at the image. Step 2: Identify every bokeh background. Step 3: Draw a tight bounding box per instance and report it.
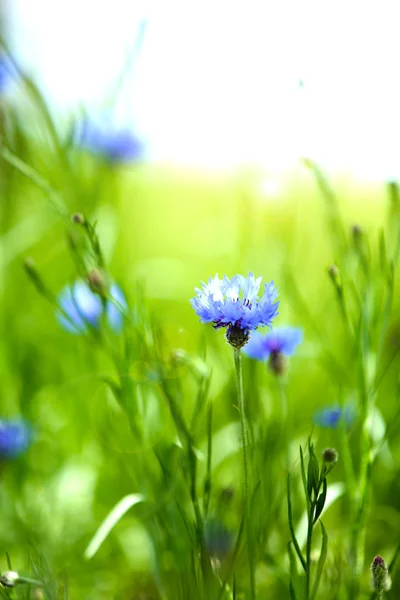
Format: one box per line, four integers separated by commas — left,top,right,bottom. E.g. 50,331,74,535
1,2,400,599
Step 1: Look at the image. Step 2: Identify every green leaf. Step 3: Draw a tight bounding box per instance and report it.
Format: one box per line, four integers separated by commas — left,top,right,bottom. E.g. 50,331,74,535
310,521,328,600
295,483,344,548
299,446,308,499
287,474,307,572
288,542,299,600
379,229,388,274
84,494,145,560
307,446,319,500
314,479,327,524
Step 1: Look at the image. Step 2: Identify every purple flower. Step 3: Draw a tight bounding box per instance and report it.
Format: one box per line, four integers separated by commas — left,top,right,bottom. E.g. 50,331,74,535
0,419,31,458
57,281,127,334
190,273,279,348
243,326,303,360
314,405,356,429
75,118,144,162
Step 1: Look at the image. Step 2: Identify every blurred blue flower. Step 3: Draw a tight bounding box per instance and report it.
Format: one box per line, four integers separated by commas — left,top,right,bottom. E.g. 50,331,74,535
190,273,279,347
0,55,12,93
0,419,31,458
204,519,233,561
75,118,144,162
243,326,303,360
314,405,356,429
57,281,127,334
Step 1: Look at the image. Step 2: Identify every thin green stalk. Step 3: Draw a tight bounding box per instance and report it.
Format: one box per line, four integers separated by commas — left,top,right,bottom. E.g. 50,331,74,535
203,402,213,517
348,316,372,597
279,381,291,470
159,375,211,579
234,348,255,600
305,504,314,599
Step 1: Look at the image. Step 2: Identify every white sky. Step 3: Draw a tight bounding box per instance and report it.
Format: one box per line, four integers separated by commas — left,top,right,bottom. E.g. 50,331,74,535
3,0,400,176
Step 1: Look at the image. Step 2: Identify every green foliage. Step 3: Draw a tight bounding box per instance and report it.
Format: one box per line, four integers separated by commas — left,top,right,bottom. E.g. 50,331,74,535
1,70,400,599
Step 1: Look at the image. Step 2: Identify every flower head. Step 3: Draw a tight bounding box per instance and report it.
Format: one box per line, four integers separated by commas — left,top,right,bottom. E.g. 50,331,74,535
313,404,356,429
75,118,144,162
190,273,279,348
243,326,302,360
0,419,31,459
57,281,127,334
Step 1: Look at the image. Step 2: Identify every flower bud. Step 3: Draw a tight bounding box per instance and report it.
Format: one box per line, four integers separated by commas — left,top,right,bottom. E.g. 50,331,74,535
23,257,49,298
351,224,363,240
71,212,85,225
371,555,391,593
327,264,339,281
0,570,19,588
219,487,234,504
322,448,338,464
87,268,108,297
24,256,36,272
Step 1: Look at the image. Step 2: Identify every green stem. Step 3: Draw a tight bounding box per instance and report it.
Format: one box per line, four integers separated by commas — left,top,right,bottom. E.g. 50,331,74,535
234,348,256,600
306,503,314,599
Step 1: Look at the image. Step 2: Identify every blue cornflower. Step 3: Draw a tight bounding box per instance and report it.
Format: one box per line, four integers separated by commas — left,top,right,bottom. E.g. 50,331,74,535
57,281,127,334
75,118,144,162
243,326,303,360
314,405,356,429
0,55,12,93
190,273,279,348
204,519,233,562
0,419,31,459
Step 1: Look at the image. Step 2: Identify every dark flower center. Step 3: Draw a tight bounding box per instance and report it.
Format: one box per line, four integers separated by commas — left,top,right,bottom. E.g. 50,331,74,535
226,324,250,349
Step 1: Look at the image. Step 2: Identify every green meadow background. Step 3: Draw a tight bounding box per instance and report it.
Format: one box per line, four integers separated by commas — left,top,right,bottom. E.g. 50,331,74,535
1,78,400,599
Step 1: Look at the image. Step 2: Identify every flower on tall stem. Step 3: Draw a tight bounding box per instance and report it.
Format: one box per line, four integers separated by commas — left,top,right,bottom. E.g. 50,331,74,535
190,273,279,349
191,272,278,600
243,326,302,374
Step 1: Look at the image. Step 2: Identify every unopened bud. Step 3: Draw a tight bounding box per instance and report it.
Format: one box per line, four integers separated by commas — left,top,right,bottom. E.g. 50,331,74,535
23,257,48,297
220,487,234,504
71,212,85,225
327,264,339,280
322,448,338,464
87,268,108,296
371,556,391,593
351,224,363,240
0,570,19,588
24,256,36,272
